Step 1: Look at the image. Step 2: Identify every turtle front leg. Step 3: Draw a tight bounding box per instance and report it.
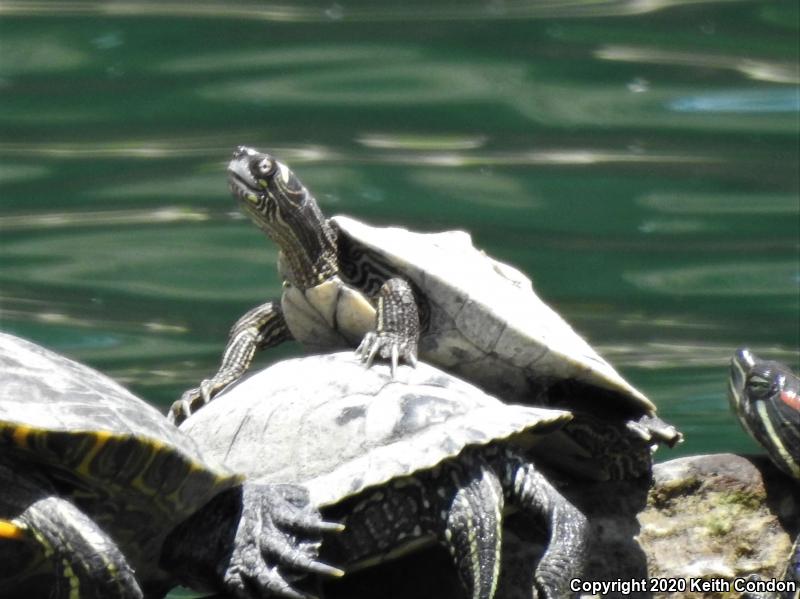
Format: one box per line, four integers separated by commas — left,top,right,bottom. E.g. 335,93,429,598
170,301,292,424
356,278,420,374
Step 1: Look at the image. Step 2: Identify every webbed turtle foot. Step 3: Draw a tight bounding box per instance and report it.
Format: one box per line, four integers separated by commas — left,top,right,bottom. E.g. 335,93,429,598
356,331,418,375
224,483,344,599
162,484,343,599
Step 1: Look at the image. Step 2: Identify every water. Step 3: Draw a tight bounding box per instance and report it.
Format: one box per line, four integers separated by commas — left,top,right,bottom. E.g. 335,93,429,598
0,0,798,570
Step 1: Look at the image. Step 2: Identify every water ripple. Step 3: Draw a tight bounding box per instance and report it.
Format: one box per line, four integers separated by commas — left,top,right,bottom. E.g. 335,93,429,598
669,89,800,113
0,0,752,22
625,261,800,296
639,192,800,215
0,207,209,231
595,44,800,84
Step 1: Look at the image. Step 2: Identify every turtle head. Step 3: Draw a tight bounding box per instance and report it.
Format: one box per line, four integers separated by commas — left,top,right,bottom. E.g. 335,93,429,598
729,348,800,478
227,146,338,289
730,349,798,413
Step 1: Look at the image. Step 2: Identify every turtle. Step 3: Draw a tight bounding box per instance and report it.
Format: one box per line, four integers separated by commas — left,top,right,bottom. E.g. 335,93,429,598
728,348,800,599
171,147,680,479
179,351,589,599
0,332,341,599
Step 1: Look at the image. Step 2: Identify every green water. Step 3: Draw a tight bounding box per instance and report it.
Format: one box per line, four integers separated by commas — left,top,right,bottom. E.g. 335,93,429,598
1,2,798,461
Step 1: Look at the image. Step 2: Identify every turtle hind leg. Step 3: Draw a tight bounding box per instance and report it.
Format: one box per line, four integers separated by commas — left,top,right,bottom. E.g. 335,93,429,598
169,300,292,424
11,496,143,599
161,483,341,599
357,278,420,374
496,448,589,599
433,456,504,599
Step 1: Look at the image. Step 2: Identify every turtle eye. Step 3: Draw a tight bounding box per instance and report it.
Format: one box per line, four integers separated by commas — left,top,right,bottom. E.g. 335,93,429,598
746,374,774,398
250,157,276,183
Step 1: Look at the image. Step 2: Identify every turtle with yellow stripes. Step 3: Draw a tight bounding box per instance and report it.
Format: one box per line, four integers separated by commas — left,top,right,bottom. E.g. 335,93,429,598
0,332,339,599
729,348,799,599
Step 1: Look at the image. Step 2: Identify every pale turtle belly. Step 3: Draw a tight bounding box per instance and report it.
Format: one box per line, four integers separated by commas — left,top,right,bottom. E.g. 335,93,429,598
282,276,376,349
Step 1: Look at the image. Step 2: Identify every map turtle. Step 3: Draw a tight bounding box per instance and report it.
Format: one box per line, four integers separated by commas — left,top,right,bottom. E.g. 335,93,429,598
181,352,589,599
172,147,681,478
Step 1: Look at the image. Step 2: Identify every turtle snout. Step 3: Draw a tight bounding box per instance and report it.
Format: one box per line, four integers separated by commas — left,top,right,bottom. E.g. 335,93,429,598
731,348,756,383
232,145,256,160
730,348,753,389
735,348,756,369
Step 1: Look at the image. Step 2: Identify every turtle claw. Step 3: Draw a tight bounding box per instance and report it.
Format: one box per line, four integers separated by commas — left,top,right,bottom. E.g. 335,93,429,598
166,398,189,425
356,331,417,375
199,379,216,404
170,376,232,425
270,484,345,534
164,483,340,599
168,384,212,425
357,332,381,369
390,344,399,377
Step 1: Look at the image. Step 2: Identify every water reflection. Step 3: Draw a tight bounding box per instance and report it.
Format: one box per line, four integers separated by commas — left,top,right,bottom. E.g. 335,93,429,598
0,0,756,21
357,133,487,151
0,207,209,231
0,139,718,167
595,45,800,84
91,174,226,200
410,169,537,210
0,163,49,184
669,89,799,113
601,340,799,370
197,58,795,133
0,140,227,158
1,227,283,301
159,46,421,73
639,192,799,214
625,261,799,296
199,62,512,105
1,303,185,335
637,219,715,234
0,35,88,74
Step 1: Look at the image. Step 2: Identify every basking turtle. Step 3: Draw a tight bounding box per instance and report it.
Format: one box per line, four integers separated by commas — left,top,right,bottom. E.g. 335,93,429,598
729,348,800,599
0,332,340,599
171,147,680,479
180,351,588,599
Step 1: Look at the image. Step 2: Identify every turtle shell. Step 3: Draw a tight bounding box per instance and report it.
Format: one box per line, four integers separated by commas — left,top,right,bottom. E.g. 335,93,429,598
331,215,654,417
0,332,238,583
179,352,571,507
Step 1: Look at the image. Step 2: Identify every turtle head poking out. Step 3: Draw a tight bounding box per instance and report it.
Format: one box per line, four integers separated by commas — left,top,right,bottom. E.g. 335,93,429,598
729,348,800,480
228,146,338,289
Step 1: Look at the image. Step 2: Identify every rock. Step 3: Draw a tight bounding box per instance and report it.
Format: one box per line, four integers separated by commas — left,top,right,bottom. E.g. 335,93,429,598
636,453,798,598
